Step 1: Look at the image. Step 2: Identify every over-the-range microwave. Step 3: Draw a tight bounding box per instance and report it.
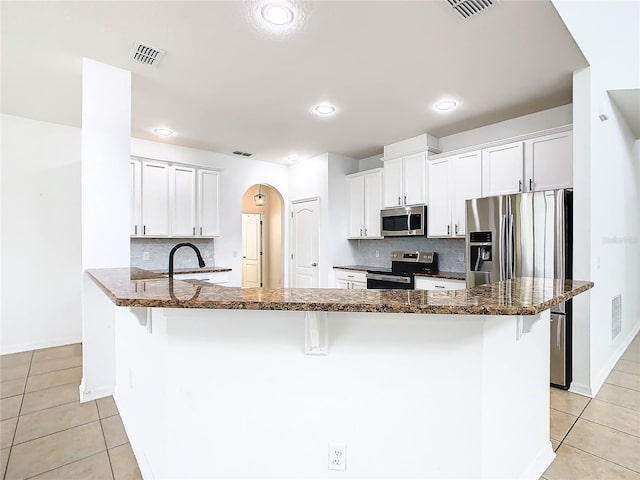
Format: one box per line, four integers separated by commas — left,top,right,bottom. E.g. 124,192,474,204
380,205,427,237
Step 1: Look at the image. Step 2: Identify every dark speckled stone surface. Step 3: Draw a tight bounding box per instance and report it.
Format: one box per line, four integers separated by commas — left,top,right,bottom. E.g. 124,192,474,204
87,268,593,316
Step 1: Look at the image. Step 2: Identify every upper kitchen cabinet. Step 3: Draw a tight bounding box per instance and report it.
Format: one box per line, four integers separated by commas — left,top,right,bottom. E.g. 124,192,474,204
170,165,197,237
132,157,221,238
482,129,573,197
141,160,170,236
382,152,427,208
198,169,220,237
130,159,142,236
524,130,573,191
427,151,482,238
482,142,524,197
347,169,383,239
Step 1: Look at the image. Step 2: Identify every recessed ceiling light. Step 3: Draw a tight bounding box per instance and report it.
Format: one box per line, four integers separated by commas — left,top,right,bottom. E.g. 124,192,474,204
153,128,174,137
314,104,336,116
434,99,458,112
261,3,294,26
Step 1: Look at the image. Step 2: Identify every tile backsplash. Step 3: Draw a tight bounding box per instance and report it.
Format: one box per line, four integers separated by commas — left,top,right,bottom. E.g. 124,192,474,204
131,238,216,270
351,237,466,273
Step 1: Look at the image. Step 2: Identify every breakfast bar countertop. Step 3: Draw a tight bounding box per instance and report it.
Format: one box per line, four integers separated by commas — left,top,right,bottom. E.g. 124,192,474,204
87,268,593,316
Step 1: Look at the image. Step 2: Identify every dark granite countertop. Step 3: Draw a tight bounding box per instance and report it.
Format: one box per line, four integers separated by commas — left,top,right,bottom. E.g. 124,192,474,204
88,268,593,316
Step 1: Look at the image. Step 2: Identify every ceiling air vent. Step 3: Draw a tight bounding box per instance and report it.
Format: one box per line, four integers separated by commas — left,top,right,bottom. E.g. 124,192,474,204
233,151,253,157
130,42,166,66
447,0,494,19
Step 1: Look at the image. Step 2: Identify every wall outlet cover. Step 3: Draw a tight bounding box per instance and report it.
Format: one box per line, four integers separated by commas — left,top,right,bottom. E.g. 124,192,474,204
328,443,346,471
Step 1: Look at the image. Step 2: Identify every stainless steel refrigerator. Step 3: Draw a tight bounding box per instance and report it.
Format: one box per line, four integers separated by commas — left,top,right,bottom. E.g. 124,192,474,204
466,189,573,389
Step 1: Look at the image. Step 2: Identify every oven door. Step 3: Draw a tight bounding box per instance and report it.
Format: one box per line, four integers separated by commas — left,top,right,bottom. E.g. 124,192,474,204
366,273,414,289
381,206,426,237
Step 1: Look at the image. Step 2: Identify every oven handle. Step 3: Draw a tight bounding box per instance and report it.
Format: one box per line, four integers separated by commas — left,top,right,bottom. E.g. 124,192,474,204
366,273,412,284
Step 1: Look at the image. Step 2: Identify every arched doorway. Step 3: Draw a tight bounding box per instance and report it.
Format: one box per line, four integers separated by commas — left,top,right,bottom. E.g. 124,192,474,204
241,184,284,288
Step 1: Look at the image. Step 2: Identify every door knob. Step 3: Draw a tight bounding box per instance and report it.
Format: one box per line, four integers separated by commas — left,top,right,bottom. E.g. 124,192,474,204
311,263,317,267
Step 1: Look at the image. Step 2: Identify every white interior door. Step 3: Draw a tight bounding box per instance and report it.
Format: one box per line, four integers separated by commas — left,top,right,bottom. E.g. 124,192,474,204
242,213,263,288
291,198,319,288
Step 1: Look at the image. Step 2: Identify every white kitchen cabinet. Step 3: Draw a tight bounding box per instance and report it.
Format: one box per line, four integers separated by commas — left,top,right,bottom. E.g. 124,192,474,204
482,130,573,198
427,158,451,237
141,160,170,236
451,151,483,237
347,169,383,239
334,269,367,289
383,152,427,208
482,142,524,197
170,165,197,237
382,157,403,208
130,159,142,236
428,151,482,238
414,277,466,291
173,271,229,285
524,130,573,191
198,169,220,237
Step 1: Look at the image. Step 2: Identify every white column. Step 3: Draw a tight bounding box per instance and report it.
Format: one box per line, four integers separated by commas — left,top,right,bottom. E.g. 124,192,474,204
80,58,131,401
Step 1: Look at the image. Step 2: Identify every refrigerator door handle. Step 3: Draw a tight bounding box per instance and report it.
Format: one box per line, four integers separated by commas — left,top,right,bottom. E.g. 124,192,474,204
499,214,506,280
556,315,563,348
508,214,515,279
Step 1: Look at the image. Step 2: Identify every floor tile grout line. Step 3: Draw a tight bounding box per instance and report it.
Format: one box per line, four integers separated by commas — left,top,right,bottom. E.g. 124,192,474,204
603,381,640,393
21,450,110,480
26,365,82,380
11,414,102,448
560,441,640,475
572,415,640,440
23,378,84,395
98,417,117,480
557,398,591,445
19,398,81,417
592,394,640,414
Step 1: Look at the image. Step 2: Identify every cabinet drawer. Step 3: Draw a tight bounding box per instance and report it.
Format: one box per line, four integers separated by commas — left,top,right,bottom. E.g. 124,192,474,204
333,269,367,284
414,277,466,291
173,271,229,285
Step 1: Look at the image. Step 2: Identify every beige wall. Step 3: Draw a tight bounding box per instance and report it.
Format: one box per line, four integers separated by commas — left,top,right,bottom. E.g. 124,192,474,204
241,185,283,288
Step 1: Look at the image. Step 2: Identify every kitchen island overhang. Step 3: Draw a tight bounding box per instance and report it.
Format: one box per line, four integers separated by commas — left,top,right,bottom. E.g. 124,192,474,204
82,268,593,479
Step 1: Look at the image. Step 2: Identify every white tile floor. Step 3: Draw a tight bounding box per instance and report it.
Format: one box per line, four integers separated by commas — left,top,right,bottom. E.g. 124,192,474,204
1,334,639,479
0,344,141,480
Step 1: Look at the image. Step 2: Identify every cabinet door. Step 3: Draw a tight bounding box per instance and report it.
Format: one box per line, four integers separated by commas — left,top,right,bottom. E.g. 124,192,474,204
170,165,197,237
130,160,142,236
383,158,403,208
141,161,170,236
451,151,482,237
363,170,383,238
525,131,573,191
482,142,524,197
351,281,367,290
427,159,451,237
403,152,427,205
347,175,364,238
198,169,220,237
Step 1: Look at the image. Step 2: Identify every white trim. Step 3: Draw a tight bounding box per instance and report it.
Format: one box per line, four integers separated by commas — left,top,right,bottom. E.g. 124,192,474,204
380,146,441,162
289,197,321,288
568,382,595,398
345,167,383,179
79,381,114,403
0,336,82,356
131,155,223,172
519,441,556,480
428,124,573,160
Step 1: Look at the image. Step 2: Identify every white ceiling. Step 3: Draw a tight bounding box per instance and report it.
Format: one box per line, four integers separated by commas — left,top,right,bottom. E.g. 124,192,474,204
1,1,587,164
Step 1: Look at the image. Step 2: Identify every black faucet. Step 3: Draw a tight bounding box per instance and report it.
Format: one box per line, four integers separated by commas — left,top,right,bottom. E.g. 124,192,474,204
168,243,206,278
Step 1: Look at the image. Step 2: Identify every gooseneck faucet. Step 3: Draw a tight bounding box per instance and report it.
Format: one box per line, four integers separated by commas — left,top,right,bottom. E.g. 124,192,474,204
168,243,206,278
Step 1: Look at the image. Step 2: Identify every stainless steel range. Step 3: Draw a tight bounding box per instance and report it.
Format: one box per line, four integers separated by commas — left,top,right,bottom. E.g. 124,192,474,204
366,251,438,289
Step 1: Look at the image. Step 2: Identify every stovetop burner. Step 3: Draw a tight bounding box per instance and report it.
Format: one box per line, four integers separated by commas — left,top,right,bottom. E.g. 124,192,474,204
366,251,438,289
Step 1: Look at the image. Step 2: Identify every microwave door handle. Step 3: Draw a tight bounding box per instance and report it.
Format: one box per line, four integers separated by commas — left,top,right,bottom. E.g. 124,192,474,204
407,211,411,232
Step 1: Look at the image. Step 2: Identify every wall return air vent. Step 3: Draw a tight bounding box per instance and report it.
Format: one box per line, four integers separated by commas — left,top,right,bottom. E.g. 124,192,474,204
447,0,494,19
130,42,166,66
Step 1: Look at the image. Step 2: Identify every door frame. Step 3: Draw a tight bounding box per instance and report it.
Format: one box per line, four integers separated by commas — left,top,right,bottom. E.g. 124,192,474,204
289,196,321,288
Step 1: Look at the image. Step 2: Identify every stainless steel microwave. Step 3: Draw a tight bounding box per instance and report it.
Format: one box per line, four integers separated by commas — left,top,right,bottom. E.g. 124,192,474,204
381,206,427,237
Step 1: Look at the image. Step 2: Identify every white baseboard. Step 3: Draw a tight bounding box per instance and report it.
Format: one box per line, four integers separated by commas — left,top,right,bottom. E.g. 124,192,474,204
0,335,82,355
79,380,114,402
569,382,595,398
521,441,556,480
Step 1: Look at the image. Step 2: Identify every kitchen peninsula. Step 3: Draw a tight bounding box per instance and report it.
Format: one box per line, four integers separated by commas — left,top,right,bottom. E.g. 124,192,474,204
83,268,592,479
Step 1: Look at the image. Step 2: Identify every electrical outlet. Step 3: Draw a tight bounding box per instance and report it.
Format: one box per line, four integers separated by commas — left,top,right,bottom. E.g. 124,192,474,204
328,443,346,471
143,252,150,261
375,250,380,258
203,250,210,258
458,253,465,262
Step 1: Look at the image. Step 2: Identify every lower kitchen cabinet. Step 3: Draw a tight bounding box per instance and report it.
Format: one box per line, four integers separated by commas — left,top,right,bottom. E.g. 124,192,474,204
173,271,229,285
334,269,367,289
414,277,466,291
